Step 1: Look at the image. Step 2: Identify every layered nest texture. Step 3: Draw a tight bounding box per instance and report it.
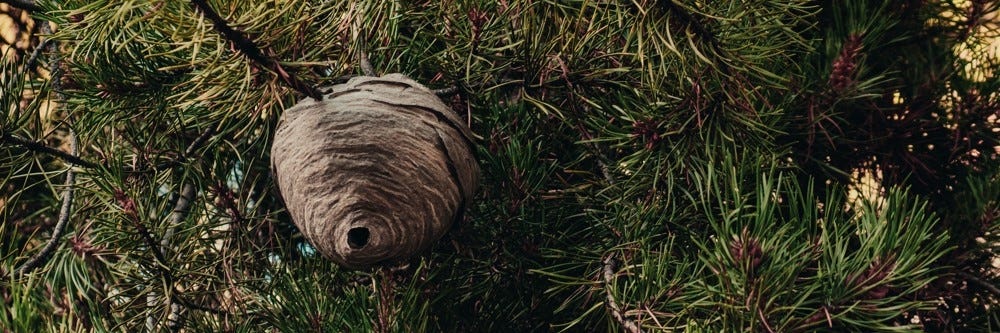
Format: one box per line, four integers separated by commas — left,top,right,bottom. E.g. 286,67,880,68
271,74,478,269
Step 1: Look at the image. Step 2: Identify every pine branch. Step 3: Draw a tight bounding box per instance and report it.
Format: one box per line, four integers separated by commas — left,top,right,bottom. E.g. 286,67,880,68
758,308,776,333
161,183,196,252
957,271,1000,297
0,0,41,12
182,128,214,158
351,8,375,77
1,132,98,168
432,84,461,97
660,1,732,75
130,201,227,325
14,132,78,276
432,80,524,98
150,127,216,172
661,2,718,48
358,40,375,77
15,25,80,276
602,254,643,333
23,38,54,74
171,294,225,315
149,182,197,331
432,78,514,97
117,128,216,174
553,55,617,185
188,0,323,100
132,217,170,273
116,187,228,321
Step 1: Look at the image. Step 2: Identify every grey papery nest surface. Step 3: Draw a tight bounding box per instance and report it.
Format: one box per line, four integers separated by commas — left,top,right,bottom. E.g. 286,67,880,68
271,74,479,269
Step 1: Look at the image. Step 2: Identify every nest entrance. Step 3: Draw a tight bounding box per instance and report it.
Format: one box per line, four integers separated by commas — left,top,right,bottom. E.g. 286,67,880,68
347,227,370,249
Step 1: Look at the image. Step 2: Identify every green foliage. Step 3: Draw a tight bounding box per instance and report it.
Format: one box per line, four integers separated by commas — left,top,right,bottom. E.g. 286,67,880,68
534,156,951,332
1,0,997,332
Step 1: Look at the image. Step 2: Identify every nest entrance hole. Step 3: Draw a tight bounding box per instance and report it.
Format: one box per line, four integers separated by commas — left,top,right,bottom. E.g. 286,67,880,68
347,227,370,249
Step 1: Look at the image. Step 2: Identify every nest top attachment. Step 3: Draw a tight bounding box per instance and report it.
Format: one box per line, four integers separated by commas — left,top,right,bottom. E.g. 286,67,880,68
271,74,479,269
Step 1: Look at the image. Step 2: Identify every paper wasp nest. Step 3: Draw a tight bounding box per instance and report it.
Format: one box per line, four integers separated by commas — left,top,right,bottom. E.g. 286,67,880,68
271,74,478,269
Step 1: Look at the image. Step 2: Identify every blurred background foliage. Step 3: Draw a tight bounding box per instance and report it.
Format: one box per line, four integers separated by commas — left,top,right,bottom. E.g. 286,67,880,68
0,0,998,331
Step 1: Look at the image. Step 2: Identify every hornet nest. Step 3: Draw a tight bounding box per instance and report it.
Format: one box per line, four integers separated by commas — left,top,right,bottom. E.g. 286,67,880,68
271,74,479,269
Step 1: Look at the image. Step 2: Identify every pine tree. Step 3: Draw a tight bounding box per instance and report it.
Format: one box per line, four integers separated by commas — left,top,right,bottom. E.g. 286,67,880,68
1,0,998,332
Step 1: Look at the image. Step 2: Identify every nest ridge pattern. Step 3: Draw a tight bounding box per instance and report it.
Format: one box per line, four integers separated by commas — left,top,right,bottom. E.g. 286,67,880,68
271,74,479,268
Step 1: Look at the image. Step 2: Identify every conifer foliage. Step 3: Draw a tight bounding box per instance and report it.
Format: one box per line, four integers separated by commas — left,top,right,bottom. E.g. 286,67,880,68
1,0,998,331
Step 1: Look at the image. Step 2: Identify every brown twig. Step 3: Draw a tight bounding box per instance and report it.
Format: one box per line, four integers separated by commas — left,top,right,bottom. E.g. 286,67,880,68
2,132,98,168
15,25,79,276
432,84,461,97
23,38,54,73
151,182,197,330
358,40,375,77
149,127,216,172
189,0,323,100
432,77,521,97
161,183,197,252
758,307,776,333
114,186,206,325
124,191,225,331
957,270,1000,297
0,0,41,11
552,55,617,186
14,133,78,276
351,8,375,77
373,268,397,333
660,1,731,75
602,254,644,333
183,127,215,158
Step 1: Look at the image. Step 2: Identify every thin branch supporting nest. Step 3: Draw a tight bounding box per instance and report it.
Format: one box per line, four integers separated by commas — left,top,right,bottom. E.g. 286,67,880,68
189,0,323,100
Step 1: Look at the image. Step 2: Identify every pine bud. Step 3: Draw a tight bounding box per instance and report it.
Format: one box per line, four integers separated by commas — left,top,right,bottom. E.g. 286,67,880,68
847,255,895,300
829,34,863,93
730,235,763,272
631,118,662,150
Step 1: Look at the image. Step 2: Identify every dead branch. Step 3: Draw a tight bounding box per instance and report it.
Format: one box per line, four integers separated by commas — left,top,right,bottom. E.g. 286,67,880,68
602,253,643,333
